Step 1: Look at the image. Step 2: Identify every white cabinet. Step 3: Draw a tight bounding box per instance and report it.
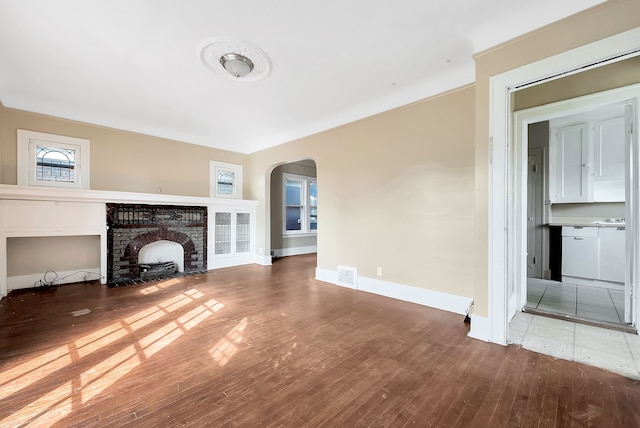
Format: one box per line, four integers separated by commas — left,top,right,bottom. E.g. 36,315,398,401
560,225,625,285
208,200,257,269
561,226,599,279
551,124,591,203
599,227,625,283
213,211,252,255
593,116,626,202
550,113,627,203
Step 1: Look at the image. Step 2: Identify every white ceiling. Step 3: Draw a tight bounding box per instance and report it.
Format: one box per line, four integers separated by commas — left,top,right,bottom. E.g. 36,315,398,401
0,0,606,154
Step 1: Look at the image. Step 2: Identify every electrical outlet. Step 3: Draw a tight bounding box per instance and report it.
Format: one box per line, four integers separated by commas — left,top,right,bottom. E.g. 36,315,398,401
376,267,383,276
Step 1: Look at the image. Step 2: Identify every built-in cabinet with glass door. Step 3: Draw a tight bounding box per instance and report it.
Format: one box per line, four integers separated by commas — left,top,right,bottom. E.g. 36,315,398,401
208,201,257,269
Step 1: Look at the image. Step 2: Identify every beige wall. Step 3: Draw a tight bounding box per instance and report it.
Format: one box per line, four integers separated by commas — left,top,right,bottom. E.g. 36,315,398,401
249,85,476,298
1,108,247,196
473,0,640,316
552,203,625,220
270,160,317,253
7,236,101,276
1,0,639,316
0,106,248,278
514,55,640,111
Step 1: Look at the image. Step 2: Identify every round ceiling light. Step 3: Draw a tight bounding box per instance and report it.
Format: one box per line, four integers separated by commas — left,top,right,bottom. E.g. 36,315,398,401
219,53,254,78
200,39,271,82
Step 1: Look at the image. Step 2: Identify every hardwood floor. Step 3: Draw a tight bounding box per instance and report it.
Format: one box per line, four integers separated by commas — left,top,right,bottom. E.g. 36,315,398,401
1,254,639,427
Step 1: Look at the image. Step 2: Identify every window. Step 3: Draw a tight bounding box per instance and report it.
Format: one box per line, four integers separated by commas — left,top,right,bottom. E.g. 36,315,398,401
17,129,90,189
283,173,317,235
217,171,235,196
210,161,243,199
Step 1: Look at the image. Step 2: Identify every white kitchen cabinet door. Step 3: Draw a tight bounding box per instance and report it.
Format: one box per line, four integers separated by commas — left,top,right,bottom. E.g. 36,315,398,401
551,123,591,203
593,116,626,202
562,227,599,280
599,227,625,283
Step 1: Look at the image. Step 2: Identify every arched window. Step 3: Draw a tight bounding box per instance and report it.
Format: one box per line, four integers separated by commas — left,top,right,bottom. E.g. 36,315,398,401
17,129,90,189
36,146,76,183
217,171,235,195
210,161,243,199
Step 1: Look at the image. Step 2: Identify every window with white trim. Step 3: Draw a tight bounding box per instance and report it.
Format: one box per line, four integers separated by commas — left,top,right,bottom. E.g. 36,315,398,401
210,161,243,199
17,129,90,189
283,173,317,235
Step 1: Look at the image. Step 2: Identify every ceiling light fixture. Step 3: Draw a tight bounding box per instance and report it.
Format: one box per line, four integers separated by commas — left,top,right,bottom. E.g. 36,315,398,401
219,53,254,78
200,39,271,82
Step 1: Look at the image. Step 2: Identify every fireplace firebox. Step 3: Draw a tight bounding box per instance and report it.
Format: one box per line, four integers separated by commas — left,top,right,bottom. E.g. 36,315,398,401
106,204,207,285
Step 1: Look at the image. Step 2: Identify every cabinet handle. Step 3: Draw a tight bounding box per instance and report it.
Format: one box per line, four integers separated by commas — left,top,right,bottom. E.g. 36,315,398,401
617,227,625,231
574,237,585,240
574,226,583,229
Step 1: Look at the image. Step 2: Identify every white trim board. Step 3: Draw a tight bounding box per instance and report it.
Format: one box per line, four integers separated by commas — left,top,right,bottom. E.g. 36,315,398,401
208,254,262,270
315,267,472,316
488,27,640,345
254,255,273,266
272,245,317,258
468,315,492,342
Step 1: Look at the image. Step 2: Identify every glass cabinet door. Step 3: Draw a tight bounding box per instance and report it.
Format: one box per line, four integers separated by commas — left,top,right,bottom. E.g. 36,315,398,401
215,212,231,254
236,213,250,253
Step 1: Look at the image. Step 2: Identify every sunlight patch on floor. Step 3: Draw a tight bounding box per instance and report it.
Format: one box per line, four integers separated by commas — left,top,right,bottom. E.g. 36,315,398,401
0,287,225,426
210,318,248,367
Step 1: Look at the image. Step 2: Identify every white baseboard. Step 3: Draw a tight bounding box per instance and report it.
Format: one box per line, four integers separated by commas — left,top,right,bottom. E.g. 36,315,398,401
315,267,343,287
468,314,493,342
358,276,472,315
315,267,471,315
8,267,102,291
273,245,317,258
209,254,260,269
253,255,273,266
208,254,272,269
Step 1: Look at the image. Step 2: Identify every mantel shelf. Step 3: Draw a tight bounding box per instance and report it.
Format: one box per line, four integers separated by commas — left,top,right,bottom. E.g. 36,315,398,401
0,184,258,207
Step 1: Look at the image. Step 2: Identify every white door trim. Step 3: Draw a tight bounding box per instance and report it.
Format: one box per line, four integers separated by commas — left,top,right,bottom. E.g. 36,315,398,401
487,27,640,345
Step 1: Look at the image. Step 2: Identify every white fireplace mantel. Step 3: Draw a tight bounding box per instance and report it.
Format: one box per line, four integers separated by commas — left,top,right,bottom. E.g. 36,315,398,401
0,184,257,207
0,185,260,298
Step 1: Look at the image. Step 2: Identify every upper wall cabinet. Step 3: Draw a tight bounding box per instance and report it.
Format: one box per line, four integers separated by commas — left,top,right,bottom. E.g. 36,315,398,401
549,108,628,203
550,123,591,203
593,116,626,202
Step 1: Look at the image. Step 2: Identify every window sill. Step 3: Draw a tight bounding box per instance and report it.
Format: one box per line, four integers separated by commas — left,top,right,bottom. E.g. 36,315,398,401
282,232,317,239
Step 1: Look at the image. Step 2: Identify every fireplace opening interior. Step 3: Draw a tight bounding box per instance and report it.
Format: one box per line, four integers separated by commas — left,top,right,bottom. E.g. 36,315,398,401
138,240,185,273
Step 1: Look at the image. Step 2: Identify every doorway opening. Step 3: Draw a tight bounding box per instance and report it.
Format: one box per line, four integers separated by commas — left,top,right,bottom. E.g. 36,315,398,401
484,27,640,346
268,159,318,260
520,100,635,331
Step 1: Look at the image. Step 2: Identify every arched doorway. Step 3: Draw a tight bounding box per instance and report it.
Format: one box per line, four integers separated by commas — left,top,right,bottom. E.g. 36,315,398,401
268,159,318,259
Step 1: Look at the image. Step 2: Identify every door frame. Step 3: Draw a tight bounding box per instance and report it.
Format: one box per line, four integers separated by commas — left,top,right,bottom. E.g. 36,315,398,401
484,27,640,345
514,87,640,321
526,147,545,281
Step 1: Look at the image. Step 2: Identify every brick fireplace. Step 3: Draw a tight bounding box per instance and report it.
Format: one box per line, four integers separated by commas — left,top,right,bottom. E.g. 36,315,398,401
107,204,207,285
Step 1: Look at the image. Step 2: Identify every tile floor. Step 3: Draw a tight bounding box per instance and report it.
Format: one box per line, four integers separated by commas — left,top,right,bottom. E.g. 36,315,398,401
526,278,626,325
509,311,640,379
